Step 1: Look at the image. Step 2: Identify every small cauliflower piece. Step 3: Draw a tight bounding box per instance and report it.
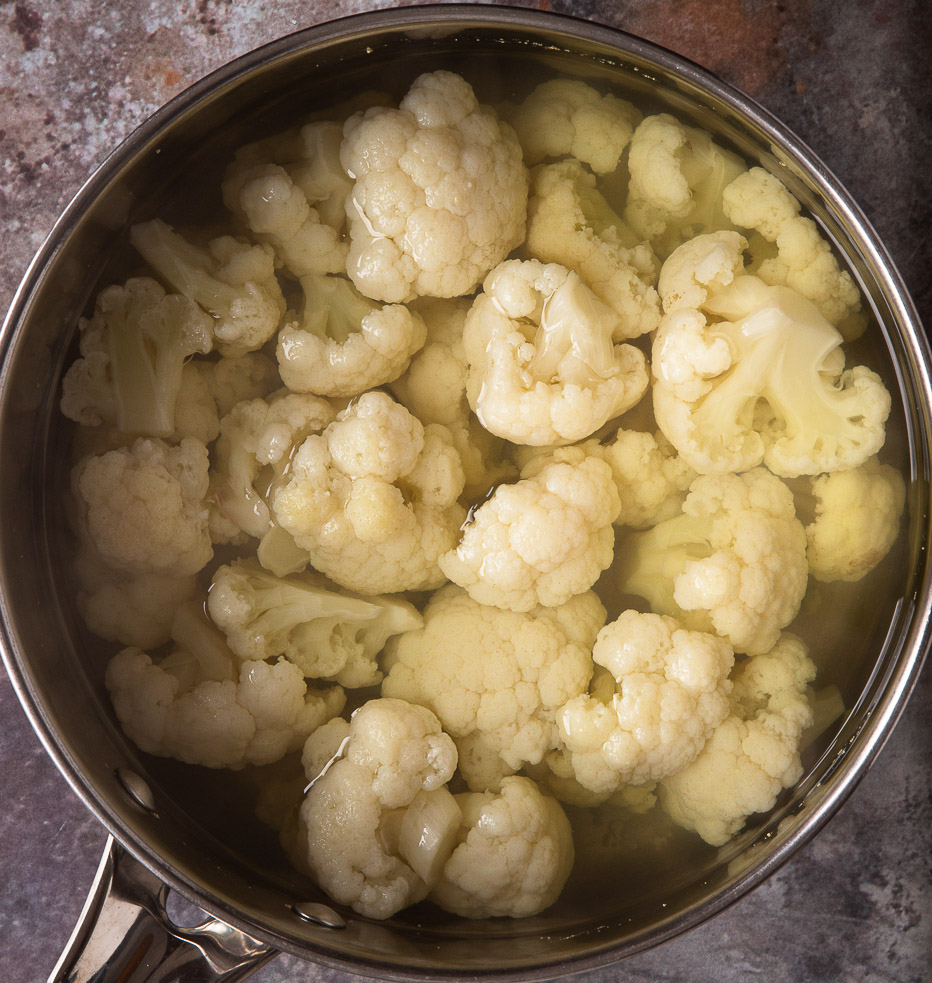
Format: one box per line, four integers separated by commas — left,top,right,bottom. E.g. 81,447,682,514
276,273,427,397
440,446,621,612
556,610,734,793
273,391,466,594
624,114,747,257
383,584,605,790
130,218,286,356
430,776,574,919
722,167,865,339
804,457,906,582
341,70,528,302
60,277,213,439
208,558,421,687
658,633,816,845
71,437,213,577
463,259,649,446
619,469,808,656
225,161,347,277
509,78,641,174
105,603,345,769
652,236,890,477
525,159,661,338
209,391,335,544
295,698,459,919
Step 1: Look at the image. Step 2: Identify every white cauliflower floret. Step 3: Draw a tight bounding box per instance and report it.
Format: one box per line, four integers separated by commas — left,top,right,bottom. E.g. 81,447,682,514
619,469,808,655
174,352,280,445
225,161,347,277
525,160,661,338
722,167,865,339
509,78,641,174
276,273,427,397
556,610,734,793
652,235,890,477
71,437,213,577
208,558,421,687
105,603,345,769
440,446,621,612
209,391,335,544
430,776,574,919
383,584,605,790
658,633,816,845
129,218,286,356
295,698,459,919
60,277,213,439
624,114,747,257
273,391,466,594
340,70,528,302
803,457,906,582
462,259,649,446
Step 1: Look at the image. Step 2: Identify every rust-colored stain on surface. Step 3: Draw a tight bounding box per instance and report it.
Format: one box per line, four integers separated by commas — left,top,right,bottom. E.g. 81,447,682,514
626,0,811,96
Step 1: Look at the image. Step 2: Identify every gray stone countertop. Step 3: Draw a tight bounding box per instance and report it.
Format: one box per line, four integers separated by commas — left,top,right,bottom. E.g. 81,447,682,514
0,1,929,981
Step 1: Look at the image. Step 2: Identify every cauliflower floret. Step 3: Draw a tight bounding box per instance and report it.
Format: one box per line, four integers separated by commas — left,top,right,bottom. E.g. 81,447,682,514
509,78,641,174
624,114,747,257
619,469,808,655
430,776,574,919
60,277,213,438
209,391,335,544
440,446,621,612
71,437,213,577
276,273,427,397
105,603,345,769
174,352,280,445
556,610,734,793
130,219,286,356
295,698,459,919
722,167,865,339
652,236,890,477
73,542,196,650
462,259,649,446
383,584,605,790
340,70,528,302
224,161,348,277
525,159,661,338
208,558,421,687
658,633,816,845
273,391,466,594
803,457,906,582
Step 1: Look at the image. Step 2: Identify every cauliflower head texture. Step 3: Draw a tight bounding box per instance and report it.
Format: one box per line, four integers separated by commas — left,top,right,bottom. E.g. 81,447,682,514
383,584,606,790
341,70,528,303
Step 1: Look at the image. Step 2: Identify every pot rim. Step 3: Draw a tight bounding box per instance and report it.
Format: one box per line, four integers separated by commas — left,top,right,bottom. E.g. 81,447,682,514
1,4,930,979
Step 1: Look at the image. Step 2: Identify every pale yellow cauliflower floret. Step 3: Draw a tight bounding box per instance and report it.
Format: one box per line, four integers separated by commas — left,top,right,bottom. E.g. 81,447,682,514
430,776,574,919
509,78,641,173
556,610,734,793
72,437,213,577
105,608,345,769
804,457,906,582
525,159,661,338
620,469,809,656
382,584,605,790
341,70,528,303
273,391,466,594
463,259,649,446
722,167,865,339
440,447,621,612
295,698,458,919
276,273,427,398
658,633,816,845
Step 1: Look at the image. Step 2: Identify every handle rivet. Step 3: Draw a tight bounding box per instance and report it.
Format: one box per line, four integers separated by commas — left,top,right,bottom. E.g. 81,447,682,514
292,901,346,929
115,767,157,814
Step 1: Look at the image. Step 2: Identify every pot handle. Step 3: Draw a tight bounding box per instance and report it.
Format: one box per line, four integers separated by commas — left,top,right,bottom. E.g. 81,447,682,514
49,835,278,983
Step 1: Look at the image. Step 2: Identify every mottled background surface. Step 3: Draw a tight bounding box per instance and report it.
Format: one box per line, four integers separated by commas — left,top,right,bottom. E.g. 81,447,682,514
0,1,930,981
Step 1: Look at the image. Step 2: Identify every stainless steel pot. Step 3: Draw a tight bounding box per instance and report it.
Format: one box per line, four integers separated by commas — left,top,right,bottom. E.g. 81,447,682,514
1,5,929,982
